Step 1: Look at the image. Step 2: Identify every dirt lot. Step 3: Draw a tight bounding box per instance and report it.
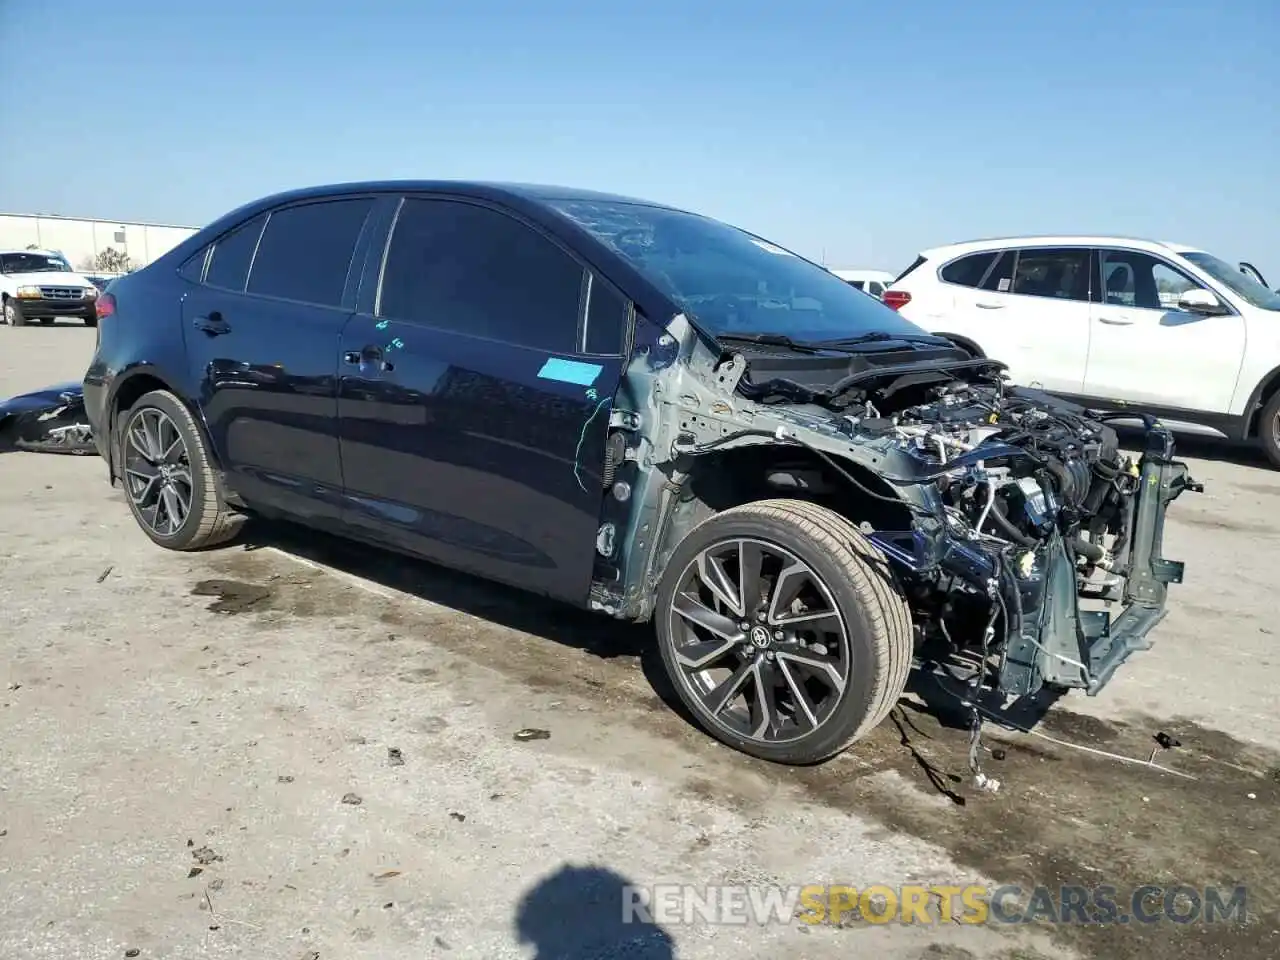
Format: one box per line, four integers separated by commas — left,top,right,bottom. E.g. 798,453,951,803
2,323,1278,960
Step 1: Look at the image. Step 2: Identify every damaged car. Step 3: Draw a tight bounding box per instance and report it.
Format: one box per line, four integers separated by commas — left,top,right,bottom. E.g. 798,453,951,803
82,182,1201,764
0,382,96,454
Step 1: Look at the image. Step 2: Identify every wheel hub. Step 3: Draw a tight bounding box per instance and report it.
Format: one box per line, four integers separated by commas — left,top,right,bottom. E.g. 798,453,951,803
748,624,772,649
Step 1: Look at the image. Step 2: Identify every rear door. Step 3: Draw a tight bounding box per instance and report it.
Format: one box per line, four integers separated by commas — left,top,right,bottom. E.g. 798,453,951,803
180,196,377,522
336,195,633,603
944,247,1093,392
1083,247,1245,412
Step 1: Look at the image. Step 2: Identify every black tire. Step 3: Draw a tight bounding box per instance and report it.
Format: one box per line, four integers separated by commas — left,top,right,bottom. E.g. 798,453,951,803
4,298,25,327
1259,390,1280,469
116,389,245,550
654,498,913,764
84,314,98,328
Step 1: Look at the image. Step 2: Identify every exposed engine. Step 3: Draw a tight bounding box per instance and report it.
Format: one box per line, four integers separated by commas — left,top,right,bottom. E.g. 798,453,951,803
886,381,1137,578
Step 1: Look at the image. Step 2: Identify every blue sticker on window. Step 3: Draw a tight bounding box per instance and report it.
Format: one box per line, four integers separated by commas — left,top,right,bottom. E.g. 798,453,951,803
537,357,602,386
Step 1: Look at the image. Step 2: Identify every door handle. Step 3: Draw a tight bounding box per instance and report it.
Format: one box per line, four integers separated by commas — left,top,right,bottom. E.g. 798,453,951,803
193,312,230,335
1097,317,1134,326
975,302,1004,309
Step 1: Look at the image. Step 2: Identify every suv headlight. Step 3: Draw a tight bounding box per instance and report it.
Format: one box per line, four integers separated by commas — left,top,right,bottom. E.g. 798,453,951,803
15,285,41,298
83,286,98,298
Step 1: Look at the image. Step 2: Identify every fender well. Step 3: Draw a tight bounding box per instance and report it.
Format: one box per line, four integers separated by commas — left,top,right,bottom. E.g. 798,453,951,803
106,366,220,481
647,445,916,599
1243,364,1280,439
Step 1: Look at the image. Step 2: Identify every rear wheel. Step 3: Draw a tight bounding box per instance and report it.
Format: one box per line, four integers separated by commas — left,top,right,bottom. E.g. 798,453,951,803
84,313,98,328
1259,391,1280,469
654,498,913,764
116,389,244,550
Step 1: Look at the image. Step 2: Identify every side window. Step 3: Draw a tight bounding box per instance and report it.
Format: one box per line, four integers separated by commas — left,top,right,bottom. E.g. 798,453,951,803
847,279,865,290
179,246,208,283
378,198,586,353
204,214,267,292
978,250,1016,292
940,251,997,288
246,198,373,308
1010,248,1091,301
583,273,630,355
1100,249,1204,311
868,281,885,298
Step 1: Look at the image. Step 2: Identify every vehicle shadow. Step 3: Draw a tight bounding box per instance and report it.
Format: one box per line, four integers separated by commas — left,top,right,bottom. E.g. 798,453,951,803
514,864,675,959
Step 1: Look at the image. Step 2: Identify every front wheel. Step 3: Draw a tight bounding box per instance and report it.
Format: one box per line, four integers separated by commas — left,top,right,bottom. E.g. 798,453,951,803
3,299,25,326
654,498,913,764
1259,391,1280,469
115,389,244,550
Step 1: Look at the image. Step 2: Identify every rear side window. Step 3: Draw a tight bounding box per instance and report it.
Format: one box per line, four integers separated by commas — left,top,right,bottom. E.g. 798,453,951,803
247,198,373,308
847,279,866,290
940,252,997,288
979,250,1016,292
179,247,209,283
378,198,586,353
204,214,267,292
1011,248,1091,301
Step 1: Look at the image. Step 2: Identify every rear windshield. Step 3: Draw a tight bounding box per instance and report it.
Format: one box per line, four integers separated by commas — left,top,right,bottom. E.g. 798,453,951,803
1182,252,1280,311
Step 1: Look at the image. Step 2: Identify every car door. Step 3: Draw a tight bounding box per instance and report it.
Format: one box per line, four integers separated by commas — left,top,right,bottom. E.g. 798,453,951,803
336,195,632,604
1083,247,1245,412
180,195,377,523
943,247,1092,393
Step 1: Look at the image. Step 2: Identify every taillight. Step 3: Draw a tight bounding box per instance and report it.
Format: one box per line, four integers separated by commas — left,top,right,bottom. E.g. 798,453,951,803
882,290,912,311
96,293,116,320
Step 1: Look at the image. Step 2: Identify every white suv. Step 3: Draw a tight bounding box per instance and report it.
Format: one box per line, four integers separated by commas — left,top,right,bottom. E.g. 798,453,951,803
884,236,1280,466
0,248,101,327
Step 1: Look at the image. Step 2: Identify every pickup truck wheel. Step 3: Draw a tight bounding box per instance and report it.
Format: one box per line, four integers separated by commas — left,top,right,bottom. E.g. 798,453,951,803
4,298,25,327
1259,391,1280,469
654,498,913,764
116,389,244,550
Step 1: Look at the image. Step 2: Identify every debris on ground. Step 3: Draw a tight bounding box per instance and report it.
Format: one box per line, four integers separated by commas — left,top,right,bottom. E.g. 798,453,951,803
449,812,466,822
373,870,401,882
341,793,363,806
187,867,202,879
513,728,551,742
387,747,404,766
96,565,113,583
191,846,223,865
124,951,140,958
278,775,294,783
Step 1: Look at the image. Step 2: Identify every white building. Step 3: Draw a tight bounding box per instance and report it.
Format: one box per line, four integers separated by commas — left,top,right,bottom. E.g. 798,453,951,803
0,212,199,274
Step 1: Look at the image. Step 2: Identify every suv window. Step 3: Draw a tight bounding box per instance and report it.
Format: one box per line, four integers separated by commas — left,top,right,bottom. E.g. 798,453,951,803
246,198,373,308
978,250,1015,292
204,214,267,291
1100,249,1204,310
378,198,586,352
1010,248,1091,301
940,251,997,288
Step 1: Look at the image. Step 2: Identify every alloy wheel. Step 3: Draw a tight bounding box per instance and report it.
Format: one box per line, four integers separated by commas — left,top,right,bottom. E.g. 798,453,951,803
666,537,852,745
123,407,193,537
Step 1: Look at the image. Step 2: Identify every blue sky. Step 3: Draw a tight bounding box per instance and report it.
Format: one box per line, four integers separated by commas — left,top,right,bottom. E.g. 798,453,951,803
2,0,1276,276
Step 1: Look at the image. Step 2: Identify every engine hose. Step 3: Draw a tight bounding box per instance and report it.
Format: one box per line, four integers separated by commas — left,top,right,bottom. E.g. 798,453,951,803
1044,458,1076,504
984,498,1039,548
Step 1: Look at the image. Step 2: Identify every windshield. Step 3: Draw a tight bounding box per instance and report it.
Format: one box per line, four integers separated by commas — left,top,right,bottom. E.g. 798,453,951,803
546,199,930,342
1181,251,1280,311
0,252,71,275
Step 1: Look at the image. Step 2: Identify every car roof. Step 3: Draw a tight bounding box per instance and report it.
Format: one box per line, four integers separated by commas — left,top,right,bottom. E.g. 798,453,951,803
917,235,1207,260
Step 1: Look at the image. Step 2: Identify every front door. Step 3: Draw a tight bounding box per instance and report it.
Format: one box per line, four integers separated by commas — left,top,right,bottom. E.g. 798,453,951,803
336,196,633,604
180,196,376,522
1083,248,1245,413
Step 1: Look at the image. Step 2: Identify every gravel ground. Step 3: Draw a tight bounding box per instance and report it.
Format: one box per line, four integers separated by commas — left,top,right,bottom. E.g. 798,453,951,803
2,322,1277,960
